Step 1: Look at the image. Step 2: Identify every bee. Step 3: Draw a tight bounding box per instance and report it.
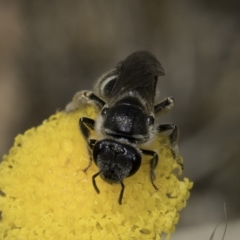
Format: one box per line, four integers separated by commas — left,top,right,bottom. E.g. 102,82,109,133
66,51,180,204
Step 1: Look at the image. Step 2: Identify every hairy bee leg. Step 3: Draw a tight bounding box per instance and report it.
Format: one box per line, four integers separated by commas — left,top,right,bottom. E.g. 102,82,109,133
65,90,105,112
154,97,174,114
79,118,96,150
82,139,97,172
87,92,105,109
65,90,93,112
79,117,96,172
118,181,125,205
157,124,179,158
141,149,159,191
79,117,95,140
157,124,183,169
92,172,101,194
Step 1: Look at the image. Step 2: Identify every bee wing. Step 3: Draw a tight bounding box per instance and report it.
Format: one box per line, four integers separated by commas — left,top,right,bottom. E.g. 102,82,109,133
109,51,165,110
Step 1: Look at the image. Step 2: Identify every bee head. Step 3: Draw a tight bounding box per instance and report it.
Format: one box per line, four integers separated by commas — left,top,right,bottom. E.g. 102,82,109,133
92,139,141,184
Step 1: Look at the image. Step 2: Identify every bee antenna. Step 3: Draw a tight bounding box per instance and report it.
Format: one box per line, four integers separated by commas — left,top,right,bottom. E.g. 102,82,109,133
92,172,101,194
118,181,125,205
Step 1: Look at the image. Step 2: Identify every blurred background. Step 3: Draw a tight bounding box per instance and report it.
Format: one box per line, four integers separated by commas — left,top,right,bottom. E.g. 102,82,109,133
0,0,240,239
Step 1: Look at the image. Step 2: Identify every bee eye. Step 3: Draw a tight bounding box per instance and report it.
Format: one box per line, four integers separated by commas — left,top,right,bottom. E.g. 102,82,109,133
147,116,154,125
101,108,109,116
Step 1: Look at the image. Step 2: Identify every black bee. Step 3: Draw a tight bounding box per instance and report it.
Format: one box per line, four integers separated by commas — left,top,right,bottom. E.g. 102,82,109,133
66,51,179,204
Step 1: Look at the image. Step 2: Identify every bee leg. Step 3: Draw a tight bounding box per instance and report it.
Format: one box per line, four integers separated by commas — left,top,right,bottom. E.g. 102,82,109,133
141,149,159,191
157,124,179,158
65,90,105,112
65,90,92,112
154,97,174,114
86,91,105,109
79,117,95,140
82,139,97,172
79,117,96,172
157,124,183,169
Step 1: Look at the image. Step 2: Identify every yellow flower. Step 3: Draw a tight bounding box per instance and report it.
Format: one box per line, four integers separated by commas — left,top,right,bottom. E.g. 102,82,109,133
0,106,192,240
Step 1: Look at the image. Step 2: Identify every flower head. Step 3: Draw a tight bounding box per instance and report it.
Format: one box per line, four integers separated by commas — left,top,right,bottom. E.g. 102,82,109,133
0,106,192,240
